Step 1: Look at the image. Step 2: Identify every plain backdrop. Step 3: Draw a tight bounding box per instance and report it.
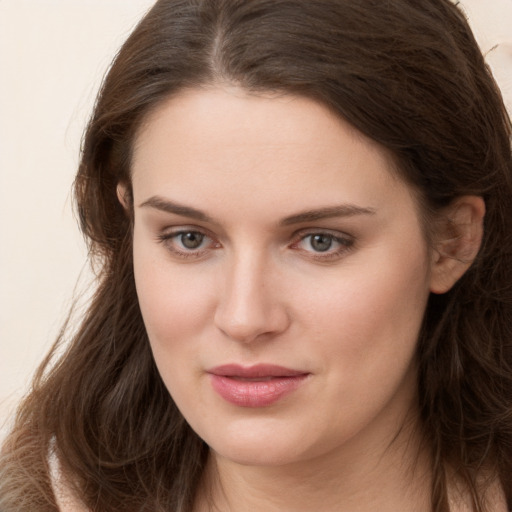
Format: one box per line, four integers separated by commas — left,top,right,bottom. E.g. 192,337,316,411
1,0,512,440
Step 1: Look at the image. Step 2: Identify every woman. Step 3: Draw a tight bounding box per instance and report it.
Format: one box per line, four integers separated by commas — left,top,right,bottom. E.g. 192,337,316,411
1,0,511,511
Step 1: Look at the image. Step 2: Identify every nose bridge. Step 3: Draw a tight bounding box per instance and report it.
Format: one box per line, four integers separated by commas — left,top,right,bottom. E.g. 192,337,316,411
214,243,287,342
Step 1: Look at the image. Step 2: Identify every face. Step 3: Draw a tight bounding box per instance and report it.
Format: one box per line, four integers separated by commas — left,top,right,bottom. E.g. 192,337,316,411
129,87,434,468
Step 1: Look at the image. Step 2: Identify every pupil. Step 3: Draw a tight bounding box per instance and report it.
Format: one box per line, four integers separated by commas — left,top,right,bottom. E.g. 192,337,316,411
311,234,332,252
181,232,204,249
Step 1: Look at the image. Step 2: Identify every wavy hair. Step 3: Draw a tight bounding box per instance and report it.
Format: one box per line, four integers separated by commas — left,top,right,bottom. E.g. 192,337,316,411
1,1,511,511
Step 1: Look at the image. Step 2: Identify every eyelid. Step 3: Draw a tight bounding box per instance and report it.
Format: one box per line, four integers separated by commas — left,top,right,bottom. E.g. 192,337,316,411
156,225,221,259
290,227,353,242
290,228,355,260
155,224,355,262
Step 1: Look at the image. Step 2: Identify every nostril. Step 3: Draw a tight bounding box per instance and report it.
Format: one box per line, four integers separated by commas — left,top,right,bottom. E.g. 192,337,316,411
214,299,290,344
214,314,270,344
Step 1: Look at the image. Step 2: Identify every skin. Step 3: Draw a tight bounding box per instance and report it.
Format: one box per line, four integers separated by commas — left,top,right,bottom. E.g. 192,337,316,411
124,87,485,512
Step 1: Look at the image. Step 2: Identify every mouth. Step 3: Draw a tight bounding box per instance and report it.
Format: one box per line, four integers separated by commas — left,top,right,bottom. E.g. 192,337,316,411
207,364,310,407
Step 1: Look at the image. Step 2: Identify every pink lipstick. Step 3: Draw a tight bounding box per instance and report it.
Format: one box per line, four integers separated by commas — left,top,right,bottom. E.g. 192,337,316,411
207,364,309,407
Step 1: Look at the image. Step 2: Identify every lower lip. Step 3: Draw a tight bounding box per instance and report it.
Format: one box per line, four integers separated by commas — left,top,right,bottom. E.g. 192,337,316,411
209,374,309,407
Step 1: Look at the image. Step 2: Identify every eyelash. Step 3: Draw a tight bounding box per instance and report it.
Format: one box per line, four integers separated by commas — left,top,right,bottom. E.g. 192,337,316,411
156,228,219,260
156,228,355,261
291,230,355,261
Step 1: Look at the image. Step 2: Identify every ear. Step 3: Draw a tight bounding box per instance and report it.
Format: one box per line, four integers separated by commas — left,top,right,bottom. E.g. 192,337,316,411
116,182,131,210
429,196,485,294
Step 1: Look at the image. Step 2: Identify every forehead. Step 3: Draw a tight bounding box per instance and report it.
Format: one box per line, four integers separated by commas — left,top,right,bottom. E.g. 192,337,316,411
131,87,413,221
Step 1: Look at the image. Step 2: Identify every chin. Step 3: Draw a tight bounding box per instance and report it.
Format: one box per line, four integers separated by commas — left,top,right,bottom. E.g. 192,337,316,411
199,420,328,468
214,442,304,467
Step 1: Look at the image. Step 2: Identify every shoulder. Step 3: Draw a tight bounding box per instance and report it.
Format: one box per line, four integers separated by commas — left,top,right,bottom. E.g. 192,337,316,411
48,449,90,512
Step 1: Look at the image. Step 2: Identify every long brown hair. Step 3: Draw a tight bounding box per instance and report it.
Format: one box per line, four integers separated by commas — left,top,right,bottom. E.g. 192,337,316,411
1,1,511,511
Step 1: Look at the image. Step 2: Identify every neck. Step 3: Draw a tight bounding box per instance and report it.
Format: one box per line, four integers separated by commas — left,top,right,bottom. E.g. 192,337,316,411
194,413,432,512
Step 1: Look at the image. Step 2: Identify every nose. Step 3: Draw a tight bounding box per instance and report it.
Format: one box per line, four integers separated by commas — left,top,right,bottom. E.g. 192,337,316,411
214,251,290,343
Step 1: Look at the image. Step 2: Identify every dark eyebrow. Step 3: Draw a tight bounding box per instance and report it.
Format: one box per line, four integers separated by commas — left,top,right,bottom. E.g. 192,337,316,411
140,195,376,225
139,196,214,223
280,205,376,226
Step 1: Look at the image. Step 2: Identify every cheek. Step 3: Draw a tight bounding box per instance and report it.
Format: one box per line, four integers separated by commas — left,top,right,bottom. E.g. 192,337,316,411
298,243,431,376
132,236,216,354
133,250,217,414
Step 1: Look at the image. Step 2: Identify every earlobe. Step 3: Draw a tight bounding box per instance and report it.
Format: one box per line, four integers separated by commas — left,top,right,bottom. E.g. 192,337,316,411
429,196,485,294
116,182,131,210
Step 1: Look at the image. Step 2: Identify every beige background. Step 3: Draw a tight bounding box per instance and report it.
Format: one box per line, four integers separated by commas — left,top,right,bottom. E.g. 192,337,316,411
1,0,511,440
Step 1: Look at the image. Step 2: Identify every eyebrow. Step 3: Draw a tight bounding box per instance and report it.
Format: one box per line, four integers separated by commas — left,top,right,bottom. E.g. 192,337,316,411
280,204,376,225
140,196,214,223
139,196,376,225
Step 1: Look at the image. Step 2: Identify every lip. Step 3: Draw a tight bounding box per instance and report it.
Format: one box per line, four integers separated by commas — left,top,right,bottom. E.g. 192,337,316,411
207,364,310,407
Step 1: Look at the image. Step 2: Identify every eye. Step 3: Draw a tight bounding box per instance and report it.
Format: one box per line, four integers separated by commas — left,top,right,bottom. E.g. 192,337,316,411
292,231,354,260
308,234,336,252
157,228,219,259
179,231,206,250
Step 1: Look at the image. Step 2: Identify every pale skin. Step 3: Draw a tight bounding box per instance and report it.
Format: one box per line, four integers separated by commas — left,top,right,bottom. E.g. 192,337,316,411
53,87,495,511
124,87,490,512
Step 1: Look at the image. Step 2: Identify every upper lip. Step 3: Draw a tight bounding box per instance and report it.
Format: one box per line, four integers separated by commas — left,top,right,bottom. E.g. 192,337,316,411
207,364,308,378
